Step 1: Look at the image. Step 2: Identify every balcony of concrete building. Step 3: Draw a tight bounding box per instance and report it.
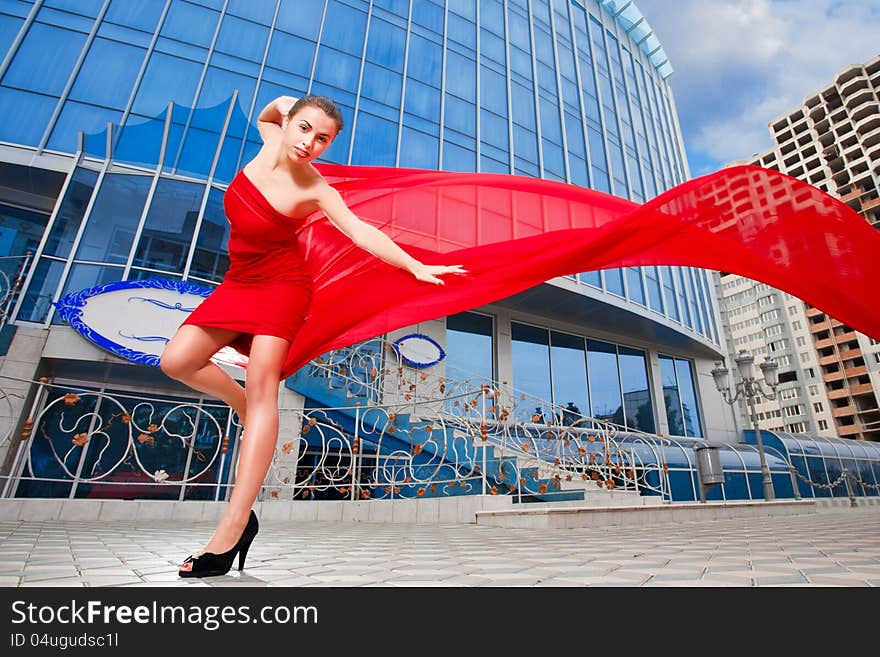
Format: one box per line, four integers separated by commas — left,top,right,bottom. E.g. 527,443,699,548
863,197,880,212
850,382,877,397
855,112,880,135
823,368,844,382
833,329,858,342
836,65,864,87
819,353,840,367
838,186,863,203
832,405,857,418
862,125,880,147
827,387,850,400
839,73,870,97
844,364,869,378
838,348,863,362
843,88,874,112
772,118,788,134
837,424,861,437
815,336,835,350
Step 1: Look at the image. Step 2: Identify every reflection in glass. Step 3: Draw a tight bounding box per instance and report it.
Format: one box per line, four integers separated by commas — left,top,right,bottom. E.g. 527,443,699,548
188,187,230,282
74,174,151,264
133,178,203,272
675,358,703,437
550,331,590,423
445,311,494,383
587,339,622,424
512,322,551,421
659,355,683,436
44,168,99,258
619,346,655,432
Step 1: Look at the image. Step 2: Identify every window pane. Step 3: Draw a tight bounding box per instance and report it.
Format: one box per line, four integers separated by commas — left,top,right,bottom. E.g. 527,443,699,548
51,263,124,324
75,174,151,264
445,311,493,382
619,346,654,432
550,331,589,422
43,167,99,258
659,355,684,436
511,322,551,421
351,112,397,167
587,339,622,424
675,358,703,437
3,22,86,95
133,178,203,271
398,126,438,169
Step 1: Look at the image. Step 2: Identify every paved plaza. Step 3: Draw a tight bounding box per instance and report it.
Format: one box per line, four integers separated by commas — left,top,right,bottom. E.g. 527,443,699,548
0,505,878,587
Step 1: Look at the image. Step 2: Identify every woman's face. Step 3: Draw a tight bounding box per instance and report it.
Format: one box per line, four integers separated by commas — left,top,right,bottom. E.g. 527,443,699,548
283,105,338,164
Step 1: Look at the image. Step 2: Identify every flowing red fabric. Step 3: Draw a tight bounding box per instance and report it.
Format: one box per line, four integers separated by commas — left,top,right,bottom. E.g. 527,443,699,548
267,163,878,378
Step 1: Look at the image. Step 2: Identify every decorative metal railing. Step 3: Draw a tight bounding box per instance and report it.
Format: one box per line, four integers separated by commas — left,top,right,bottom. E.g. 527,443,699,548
0,336,877,503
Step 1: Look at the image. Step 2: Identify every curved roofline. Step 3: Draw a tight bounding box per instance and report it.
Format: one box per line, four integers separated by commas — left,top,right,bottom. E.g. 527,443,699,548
573,1,674,80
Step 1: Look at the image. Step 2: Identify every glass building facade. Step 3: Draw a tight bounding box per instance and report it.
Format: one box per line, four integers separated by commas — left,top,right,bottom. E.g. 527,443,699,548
0,0,722,457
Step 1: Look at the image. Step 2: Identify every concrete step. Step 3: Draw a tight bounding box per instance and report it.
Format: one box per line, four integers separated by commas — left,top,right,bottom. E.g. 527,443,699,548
475,499,819,529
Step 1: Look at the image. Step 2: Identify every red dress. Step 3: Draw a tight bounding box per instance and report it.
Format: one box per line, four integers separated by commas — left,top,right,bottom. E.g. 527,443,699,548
180,170,313,357
183,164,880,380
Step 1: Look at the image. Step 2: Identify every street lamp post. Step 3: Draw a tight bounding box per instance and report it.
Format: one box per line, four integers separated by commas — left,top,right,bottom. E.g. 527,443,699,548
711,350,780,501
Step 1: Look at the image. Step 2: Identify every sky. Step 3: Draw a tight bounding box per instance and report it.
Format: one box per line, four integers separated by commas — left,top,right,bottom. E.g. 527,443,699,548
635,0,880,176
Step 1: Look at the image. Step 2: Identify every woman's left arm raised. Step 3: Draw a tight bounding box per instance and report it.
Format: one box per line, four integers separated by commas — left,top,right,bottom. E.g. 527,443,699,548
315,183,466,285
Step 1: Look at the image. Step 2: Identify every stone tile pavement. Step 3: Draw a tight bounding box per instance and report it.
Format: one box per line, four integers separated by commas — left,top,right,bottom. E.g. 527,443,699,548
1,506,879,587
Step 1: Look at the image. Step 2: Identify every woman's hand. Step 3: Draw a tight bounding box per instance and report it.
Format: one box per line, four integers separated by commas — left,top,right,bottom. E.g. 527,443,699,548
410,263,468,285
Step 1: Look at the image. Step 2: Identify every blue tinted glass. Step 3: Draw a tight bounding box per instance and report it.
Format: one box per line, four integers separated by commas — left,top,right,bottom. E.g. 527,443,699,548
513,126,537,162
587,339,622,424
398,126,437,168
645,265,663,311
265,31,316,78
321,1,367,57
361,63,402,106
661,266,679,321
0,87,56,145
45,0,103,16
510,82,534,128
69,38,145,109
275,0,324,39
619,345,654,432
226,0,276,24
480,28,505,63
580,270,601,287
74,174,150,264
47,102,121,156
114,113,167,168
444,94,475,134
550,331,590,420
160,0,219,48
442,140,475,172
212,133,245,183
445,51,475,102
511,322,552,421
411,0,444,33
446,311,493,382
351,112,397,166
659,355,684,436
44,167,98,258
447,12,475,48
404,78,440,122
675,267,692,328
134,178,204,271
0,204,48,260
175,126,222,178
3,22,86,95
626,267,645,305
366,17,405,69
215,14,270,61
675,359,702,437
0,14,23,56
313,47,361,91
131,52,203,117
189,186,230,282
194,67,256,125
375,0,409,17
406,34,442,88
19,257,65,322
604,267,624,296
479,67,506,116
480,110,508,150
105,0,165,31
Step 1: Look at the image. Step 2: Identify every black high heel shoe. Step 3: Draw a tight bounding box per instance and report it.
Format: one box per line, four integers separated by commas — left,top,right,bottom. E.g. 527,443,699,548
178,510,259,578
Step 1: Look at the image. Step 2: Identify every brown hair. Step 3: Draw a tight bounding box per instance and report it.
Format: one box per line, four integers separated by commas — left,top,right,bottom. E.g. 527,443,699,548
288,95,344,134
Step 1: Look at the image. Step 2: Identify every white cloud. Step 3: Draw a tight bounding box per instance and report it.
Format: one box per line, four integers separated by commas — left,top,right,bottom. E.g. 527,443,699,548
635,0,880,172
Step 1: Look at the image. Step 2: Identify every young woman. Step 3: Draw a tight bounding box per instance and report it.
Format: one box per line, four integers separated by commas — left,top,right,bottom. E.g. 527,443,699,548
160,95,465,577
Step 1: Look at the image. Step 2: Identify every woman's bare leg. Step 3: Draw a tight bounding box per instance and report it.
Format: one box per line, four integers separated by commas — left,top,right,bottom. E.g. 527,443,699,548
182,335,289,563
160,325,248,424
